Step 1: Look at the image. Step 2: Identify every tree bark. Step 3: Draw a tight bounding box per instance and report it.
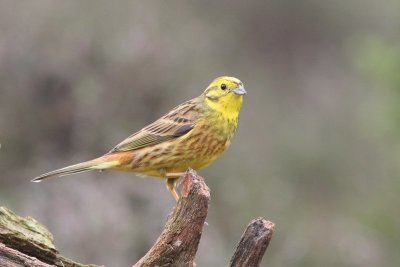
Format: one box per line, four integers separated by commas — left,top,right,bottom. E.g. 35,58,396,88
0,243,56,267
228,218,275,267
0,169,275,267
0,206,99,267
134,168,210,267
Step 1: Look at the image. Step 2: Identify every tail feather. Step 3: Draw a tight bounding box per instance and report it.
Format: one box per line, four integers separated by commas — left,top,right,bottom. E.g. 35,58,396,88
31,158,119,182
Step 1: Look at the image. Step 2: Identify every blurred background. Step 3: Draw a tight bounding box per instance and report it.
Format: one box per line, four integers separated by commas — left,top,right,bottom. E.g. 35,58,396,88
1,1,399,266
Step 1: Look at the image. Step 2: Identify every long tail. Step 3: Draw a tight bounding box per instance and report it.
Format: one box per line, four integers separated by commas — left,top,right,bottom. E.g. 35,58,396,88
31,157,120,182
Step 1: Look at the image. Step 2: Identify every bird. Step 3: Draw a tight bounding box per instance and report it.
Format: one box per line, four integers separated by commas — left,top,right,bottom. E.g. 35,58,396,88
32,76,247,200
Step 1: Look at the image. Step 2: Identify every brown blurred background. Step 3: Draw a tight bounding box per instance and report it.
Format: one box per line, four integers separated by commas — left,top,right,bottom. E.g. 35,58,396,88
1,1,400,266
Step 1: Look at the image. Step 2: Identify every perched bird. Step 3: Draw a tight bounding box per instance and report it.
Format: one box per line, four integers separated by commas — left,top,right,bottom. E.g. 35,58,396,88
32,76,247,200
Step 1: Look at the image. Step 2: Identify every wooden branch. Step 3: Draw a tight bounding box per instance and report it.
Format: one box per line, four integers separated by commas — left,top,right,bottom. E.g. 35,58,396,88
228,218,275,267
0,207,99,267
0,169,275,267
0,243,54,267
134,168,210,267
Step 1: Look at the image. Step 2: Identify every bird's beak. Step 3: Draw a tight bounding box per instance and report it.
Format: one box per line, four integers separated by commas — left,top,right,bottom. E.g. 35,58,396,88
233,85,247,95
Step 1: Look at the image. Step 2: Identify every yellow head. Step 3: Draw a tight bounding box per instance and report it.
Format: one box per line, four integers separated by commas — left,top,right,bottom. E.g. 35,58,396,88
202,76,246,117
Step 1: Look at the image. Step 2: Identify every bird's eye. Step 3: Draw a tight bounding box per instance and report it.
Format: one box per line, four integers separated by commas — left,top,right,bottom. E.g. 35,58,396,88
220,84,227,90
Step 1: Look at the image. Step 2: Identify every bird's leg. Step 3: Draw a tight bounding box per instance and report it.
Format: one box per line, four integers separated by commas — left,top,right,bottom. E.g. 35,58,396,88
165,171,187,201
166,178,180,201
166,172,210,226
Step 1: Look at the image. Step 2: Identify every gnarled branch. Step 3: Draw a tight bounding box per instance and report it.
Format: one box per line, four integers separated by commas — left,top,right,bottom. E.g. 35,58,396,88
134,168,210,267
0,170,275,267
0,206,98,267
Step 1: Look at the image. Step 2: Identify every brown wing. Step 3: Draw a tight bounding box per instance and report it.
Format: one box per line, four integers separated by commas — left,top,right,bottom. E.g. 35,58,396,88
108,99,199,153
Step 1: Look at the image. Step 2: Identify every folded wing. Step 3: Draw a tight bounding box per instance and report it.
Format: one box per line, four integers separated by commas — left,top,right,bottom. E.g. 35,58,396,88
109,100,199,153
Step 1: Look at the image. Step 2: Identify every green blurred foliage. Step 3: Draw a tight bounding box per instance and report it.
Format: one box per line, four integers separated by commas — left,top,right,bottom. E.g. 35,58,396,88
0,1,400,267
355,37,400,133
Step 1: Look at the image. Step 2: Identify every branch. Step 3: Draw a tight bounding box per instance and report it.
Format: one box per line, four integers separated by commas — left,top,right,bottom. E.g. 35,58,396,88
0,206,99,267
0,243,54,267
134,168,210,267
0,169,275,267
228,218,275,267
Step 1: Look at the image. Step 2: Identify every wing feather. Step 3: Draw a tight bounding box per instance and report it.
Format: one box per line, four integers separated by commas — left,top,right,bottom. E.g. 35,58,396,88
108,100,199,153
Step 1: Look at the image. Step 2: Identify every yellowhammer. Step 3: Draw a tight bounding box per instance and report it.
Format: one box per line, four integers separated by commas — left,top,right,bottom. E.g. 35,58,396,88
32,76,247,200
